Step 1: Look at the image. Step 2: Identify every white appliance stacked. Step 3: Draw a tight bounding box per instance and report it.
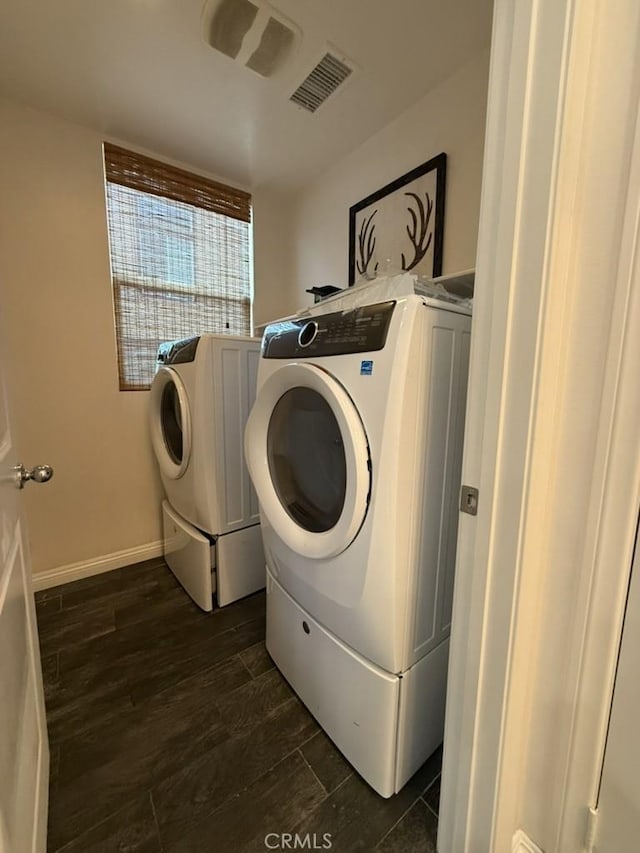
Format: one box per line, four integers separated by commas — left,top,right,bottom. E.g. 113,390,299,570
150,334,265,611
245,289,470,796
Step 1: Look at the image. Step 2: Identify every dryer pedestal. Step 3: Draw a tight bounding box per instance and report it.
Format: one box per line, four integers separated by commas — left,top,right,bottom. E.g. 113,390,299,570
162,501,265,611
265,568,447,798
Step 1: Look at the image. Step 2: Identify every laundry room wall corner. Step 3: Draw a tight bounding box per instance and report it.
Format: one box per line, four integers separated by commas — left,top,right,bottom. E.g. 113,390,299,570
252,187,298,325
0,96,291,582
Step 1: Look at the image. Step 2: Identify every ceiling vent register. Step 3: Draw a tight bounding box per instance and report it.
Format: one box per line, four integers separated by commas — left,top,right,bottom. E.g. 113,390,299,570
203,0,300,78
290,52,354,113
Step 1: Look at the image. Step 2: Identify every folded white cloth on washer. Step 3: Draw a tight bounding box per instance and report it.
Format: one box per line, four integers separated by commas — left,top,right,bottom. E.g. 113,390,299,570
301,271,473,316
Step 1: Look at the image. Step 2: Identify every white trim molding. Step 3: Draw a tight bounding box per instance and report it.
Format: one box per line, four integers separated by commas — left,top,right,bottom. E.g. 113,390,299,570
512,830,544,853
440,0,640,851
31,540,164,591
439,0,578,847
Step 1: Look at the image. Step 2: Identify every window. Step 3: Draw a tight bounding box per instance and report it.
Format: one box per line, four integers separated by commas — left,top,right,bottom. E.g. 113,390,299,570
103,143,253,390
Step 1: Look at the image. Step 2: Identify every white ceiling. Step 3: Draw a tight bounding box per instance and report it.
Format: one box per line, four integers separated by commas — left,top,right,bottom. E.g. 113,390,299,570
0,0,493,192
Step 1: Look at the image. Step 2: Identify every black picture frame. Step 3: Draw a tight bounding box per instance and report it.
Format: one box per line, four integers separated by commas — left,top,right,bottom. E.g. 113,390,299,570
348,152,446,286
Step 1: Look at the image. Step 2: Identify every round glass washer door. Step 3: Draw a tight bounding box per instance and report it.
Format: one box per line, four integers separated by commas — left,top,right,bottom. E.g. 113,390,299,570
149,367,192,479
245,363,370,559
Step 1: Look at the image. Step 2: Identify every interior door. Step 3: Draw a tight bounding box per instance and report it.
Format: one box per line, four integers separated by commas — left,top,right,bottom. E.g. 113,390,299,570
0,354,49,850
595,515,640,851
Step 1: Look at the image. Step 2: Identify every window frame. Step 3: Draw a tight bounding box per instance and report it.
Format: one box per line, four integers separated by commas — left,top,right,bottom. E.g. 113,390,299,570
102,142,254,391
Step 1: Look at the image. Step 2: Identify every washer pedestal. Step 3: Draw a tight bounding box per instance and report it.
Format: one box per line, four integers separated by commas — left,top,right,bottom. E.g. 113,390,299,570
217,524,265,607
162,501,265,611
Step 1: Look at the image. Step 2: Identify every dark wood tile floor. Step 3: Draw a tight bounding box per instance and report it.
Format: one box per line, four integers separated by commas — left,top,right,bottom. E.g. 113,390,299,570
35,558,442,852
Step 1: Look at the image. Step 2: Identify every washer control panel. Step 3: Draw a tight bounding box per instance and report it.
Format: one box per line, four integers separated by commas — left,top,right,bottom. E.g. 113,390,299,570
157,336,200,365
262,301,396,359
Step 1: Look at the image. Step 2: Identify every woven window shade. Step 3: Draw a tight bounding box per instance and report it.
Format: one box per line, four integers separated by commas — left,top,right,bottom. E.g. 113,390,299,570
104,143,251,222
103,144,252,390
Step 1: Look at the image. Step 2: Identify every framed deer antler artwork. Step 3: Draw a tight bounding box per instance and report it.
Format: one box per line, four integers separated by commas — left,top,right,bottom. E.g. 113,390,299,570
348,153,446,285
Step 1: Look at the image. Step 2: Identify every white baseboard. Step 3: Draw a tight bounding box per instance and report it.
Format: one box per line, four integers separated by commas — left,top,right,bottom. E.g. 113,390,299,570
32,540,164,591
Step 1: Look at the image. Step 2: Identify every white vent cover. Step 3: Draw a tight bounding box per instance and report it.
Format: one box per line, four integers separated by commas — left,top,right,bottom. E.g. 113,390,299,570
290,51,354,113
203,0,300,78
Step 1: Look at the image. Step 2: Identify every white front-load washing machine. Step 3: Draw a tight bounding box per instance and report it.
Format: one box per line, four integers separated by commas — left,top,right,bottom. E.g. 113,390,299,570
245,292,471,796
150,333,265,611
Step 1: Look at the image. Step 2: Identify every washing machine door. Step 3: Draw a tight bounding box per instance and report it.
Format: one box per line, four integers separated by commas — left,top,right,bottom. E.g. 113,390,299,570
149,366,192,479
245,363,370,559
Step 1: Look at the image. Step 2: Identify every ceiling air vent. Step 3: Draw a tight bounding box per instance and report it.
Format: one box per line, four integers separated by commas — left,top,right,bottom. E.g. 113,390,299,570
290,52,354,113
203,0,300,78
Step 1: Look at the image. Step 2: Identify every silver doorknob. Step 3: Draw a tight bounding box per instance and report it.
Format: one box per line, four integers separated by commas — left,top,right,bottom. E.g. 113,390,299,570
14,463,54,489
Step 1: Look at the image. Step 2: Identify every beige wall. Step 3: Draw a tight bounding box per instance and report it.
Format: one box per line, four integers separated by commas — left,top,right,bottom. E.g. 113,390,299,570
0,48,487,576
0,97,291,576
252,188,294,326
289,50,490,308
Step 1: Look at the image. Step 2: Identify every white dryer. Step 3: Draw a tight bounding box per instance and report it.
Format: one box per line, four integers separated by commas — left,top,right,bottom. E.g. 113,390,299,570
245,293,470,796
150,334,264,611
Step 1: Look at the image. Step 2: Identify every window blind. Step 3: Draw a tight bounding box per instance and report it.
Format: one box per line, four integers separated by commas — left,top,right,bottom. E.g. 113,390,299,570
103,143,252,390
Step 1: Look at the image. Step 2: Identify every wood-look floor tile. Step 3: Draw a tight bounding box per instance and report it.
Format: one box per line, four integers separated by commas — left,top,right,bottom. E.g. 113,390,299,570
40,565,439,852
36,596,61,619
214,667,294,736
423,774,440,815
129,616,266,705
37,602,116,656
57,614,179,677
49,605,259,740
57,602,250,690
210,590,266,632
113,582,199,630
242,755,328,853
57,559,171,612
152,696,319,845
44,556,167,594
141,652,252,714
49,744,60,796
376,799,438,852
49,679,229,850
48,655,250,845
239,641,276,677
58,655,247,785
35,569,121,601
35,587,55,603
165,750,326,853
61,576,159,613
50,793,161,853
120,558,173,585
44,628,135,745
45,667,135,745
299,729,353,794
140,587,265,641
290,749,441,852
41,653,59,690
58,590,265,684
417,746,443,796
37,568,124,604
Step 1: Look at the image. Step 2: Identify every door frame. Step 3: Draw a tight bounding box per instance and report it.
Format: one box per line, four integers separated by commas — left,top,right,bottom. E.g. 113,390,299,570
440,0,640,850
